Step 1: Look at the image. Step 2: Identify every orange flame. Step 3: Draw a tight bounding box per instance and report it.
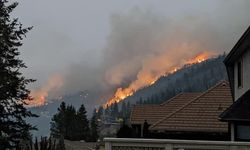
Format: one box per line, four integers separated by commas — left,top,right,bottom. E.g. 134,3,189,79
26,74,63,107
105,87,134,106
186,52,210,64
104,52,212,107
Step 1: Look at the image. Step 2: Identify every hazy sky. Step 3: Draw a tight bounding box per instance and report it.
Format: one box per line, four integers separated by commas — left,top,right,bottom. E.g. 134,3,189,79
14,0,250,104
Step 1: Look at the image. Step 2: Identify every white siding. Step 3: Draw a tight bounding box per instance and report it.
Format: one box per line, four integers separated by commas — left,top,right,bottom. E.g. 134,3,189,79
234,49,250,100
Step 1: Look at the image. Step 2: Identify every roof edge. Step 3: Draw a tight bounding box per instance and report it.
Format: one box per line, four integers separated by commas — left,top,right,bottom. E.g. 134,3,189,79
150,80,229,130
224,26,250,65
160,93,184,106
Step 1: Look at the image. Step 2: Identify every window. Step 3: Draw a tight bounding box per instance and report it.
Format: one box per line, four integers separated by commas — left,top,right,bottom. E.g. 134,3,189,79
237,60,243,88
236,125,250,141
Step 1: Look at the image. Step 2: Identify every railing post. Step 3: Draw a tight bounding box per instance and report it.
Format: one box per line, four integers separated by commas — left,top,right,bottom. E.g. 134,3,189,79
105,141,111,150
165,144,173,150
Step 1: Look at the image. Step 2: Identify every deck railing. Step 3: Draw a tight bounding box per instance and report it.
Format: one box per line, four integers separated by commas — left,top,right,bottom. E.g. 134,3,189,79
104,138,250,150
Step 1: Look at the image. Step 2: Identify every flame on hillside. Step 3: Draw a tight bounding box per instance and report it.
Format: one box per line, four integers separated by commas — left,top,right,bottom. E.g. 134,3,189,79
104,52,212,107
186,52,210,64
26,75,64,107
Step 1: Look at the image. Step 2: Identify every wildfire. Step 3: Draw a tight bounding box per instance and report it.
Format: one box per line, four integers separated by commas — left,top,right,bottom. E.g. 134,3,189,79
105,87,134,106
25,74,64,107
104,52,213,107
186,52,210,64
150,79,157,85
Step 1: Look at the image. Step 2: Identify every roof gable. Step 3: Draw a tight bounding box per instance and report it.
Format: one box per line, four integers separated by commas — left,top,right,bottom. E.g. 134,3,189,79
130,93,200,125
149,81,232,133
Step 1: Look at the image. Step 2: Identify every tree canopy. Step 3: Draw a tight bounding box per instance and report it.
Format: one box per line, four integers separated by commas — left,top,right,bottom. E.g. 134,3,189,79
50,102,98,142
0,0,36,149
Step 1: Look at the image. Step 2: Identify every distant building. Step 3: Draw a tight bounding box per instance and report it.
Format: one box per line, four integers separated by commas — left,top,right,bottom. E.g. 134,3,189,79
131,82,232,140
219,26,250,141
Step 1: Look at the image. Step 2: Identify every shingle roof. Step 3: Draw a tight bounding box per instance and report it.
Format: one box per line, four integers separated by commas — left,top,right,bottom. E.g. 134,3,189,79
149,81,232,133
130,93,201,125
219,90,250,122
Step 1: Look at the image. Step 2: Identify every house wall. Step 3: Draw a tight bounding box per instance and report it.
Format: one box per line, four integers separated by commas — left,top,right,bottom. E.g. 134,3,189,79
234,49,250,100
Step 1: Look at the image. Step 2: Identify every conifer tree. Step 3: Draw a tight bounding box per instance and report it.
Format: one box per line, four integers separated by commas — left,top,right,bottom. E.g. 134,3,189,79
51,102,92,141
112,102,119,119
65,105,77,140
90,109,98,142
76,104,90,141
97,106,103,119
0,1,36,148
50,102,67,138
121,101,127,118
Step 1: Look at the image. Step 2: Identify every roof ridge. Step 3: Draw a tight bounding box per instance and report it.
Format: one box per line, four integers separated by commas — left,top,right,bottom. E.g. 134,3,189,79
134,104,159,106
160,93,184,106
150,80,229,130
160,92,203,106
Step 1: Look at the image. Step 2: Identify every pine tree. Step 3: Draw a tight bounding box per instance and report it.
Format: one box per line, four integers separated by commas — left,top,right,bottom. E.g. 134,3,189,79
90,109,98,142
139,97,143,104
112,102,119,119
0,1,37,149
50,102,67,138
126,101,131,118
56,136,65,150
104,104,110,116
51,102,91,141
76,104,90,141
97,106,103,120
65,105,77,140
121,101,127,118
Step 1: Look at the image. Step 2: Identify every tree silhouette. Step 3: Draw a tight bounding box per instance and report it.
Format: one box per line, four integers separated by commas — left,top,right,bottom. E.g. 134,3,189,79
76,104,90,141
50,102,91,141
50,102,67,138
90,109,98,142
0,1,37,149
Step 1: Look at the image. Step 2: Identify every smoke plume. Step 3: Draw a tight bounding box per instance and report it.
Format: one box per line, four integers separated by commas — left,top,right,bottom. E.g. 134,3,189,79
28,0,250,106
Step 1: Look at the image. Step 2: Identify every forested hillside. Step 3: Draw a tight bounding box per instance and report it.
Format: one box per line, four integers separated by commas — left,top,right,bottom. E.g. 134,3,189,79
123,54,228,105
104,54,228,121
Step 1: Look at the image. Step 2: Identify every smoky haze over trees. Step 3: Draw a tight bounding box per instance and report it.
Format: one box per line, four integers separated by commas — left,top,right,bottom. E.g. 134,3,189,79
16,0,250,108
105,55,228,121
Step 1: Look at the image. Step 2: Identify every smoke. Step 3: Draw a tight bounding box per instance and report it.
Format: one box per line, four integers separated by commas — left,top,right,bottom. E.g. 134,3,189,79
102,9,220,89
101,0,250,89
28,0,250,106
28,74,64,106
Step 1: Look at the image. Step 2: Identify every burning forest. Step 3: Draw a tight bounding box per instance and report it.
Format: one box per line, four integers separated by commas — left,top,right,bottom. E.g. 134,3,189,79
24,2,250,110
4,0,250,144
104,52,213,107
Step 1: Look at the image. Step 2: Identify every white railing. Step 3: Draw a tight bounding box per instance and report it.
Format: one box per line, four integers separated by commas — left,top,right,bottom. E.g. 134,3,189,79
104,138,250,150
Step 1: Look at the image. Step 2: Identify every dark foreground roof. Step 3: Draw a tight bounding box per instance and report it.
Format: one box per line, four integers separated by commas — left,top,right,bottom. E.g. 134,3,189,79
149,81,232,133
219,90,250,122
130,93,201,125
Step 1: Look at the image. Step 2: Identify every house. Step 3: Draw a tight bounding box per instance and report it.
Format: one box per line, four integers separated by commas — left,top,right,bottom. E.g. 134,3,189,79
219,26,250,141
149,81,232,140
130,81,232,140
130,93,201,137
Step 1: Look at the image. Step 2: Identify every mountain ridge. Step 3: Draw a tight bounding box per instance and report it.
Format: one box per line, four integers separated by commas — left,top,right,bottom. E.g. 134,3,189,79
118,54,228,106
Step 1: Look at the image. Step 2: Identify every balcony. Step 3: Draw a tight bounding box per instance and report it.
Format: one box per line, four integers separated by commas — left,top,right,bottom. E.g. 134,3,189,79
104,138,250,150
